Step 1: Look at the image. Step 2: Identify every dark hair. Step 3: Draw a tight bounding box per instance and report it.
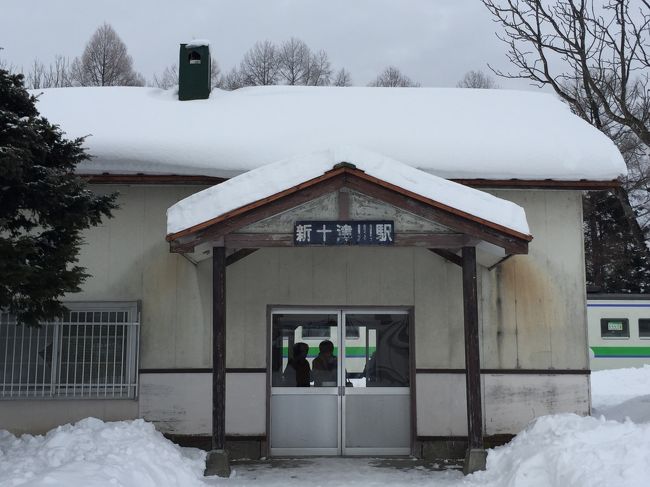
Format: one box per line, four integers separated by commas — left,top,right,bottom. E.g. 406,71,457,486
293,342,309,358
319,340,334,353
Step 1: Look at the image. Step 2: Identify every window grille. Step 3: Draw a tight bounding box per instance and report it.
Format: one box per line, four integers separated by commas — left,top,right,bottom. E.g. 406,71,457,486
0,302,140,399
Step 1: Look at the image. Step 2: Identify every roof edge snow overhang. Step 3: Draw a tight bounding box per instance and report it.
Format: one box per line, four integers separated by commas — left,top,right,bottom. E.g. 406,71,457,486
81,172,621,190
165,165,533,256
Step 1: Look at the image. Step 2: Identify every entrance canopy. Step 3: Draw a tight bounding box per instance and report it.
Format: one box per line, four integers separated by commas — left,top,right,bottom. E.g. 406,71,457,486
166,148,532,264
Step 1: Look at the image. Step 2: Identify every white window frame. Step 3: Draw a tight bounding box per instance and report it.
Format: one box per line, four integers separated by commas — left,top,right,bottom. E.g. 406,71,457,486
0,301,140,400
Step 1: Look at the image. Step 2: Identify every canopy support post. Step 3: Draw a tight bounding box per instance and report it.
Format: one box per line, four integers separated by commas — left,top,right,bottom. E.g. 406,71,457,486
205,246,230,477
462,246,486,474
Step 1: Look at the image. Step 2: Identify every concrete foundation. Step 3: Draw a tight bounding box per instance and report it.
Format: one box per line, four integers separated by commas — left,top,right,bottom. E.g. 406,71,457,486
463,448,487,475
204,449,231,477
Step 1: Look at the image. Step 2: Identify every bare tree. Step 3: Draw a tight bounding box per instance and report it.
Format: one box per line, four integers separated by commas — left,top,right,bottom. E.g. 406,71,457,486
152,64,178,90
369,66,419,87
457,69,499,89
70,23,144,86
0,48,17,74
239,40,279,86
45,55,73,87
220,67,245,90
305,49,332,86
481,0,650,282
26,59,47,89
480,0,650,147
277,38,311,85
210,58,222,88
333,68,353,87
25,55,72,88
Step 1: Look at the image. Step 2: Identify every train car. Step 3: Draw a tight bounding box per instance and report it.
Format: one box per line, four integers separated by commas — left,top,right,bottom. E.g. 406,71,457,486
587,294,650,370
273,312,405,387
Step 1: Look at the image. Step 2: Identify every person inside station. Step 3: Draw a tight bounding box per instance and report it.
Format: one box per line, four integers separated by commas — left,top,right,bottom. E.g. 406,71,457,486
283,342,311,387
312,340,337,386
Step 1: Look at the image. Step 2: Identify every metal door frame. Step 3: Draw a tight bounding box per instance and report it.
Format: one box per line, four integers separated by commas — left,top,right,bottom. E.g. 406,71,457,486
341,309,411,456
269,308,343,456
267,306,413,457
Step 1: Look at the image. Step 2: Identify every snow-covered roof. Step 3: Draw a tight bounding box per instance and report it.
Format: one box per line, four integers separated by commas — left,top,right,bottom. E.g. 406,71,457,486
33,85,626,181
166,147,531,237
184,39,210,48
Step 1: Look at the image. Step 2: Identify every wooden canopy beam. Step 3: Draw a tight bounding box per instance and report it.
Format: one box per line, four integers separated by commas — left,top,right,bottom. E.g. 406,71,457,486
430,249,462,266
344,172,529,255
168,167,531,256
170,173,346,252
226,248,258,266
217,232,477,249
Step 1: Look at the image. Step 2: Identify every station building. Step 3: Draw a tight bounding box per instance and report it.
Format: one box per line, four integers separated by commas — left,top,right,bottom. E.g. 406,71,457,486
0,43,626,474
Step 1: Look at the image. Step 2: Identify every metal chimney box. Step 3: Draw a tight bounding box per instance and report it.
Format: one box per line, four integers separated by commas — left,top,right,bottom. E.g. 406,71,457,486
179,43,211,101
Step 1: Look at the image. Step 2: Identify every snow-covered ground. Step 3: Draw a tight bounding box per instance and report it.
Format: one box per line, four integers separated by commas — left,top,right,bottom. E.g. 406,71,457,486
1,366,649,487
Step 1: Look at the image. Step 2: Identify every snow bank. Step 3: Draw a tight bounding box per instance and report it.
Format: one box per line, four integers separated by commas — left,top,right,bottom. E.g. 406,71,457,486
2,368,649,487
0,418,206,487
465,368,650,487
166,146,530,236
468,414,650,487
32,85,626,181
591,365,650,422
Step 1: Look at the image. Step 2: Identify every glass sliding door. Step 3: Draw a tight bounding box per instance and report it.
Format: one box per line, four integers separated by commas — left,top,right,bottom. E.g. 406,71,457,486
269,311,341,456
342,311,411,455
269,308,411,456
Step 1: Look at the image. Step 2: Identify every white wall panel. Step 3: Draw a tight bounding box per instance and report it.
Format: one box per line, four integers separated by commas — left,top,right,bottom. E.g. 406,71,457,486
225,373,267,435
483,373,590,435
139,373,211,435
416,374,468,436
415,373,590,437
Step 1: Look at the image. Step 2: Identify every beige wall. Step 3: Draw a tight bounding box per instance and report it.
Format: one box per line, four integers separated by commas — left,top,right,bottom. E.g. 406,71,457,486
69,185,213,369
2,184,589,436
480,189,589,370
70,185,589,371
0,400,138,435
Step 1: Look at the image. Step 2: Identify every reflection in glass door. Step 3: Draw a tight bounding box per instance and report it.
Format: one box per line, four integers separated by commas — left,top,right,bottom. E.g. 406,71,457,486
269,309,411,456
270,311,341,456
343,312,411,455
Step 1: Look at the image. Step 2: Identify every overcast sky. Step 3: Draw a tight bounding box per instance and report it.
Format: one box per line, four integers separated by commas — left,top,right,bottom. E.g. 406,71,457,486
0,0,535,90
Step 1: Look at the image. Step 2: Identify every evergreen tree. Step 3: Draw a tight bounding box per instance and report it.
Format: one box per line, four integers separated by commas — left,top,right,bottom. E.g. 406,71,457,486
0,69,117,326
584,190,650,293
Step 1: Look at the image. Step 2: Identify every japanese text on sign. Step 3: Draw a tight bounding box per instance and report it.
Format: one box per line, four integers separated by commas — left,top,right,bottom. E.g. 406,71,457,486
294,221,394,246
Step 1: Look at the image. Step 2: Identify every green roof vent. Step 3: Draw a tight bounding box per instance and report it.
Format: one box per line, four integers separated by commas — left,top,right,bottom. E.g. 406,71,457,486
179,41,211,101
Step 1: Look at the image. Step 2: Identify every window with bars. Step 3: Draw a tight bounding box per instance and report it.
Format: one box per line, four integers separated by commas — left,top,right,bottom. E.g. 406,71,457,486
0,302,140,399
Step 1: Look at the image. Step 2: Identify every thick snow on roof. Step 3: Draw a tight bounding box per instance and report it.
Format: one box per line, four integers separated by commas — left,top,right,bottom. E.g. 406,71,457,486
166,147,530,237
33,85,626,181
184,39,210,47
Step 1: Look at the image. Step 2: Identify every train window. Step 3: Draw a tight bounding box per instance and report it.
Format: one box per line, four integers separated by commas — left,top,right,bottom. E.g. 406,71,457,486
301,324,331,339
271,313,338,387
346,325,360,339
600,318,629,339
639,319,650,338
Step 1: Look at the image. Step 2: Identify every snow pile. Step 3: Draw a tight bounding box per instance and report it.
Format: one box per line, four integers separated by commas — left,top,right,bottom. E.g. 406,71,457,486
166,146,530,236
591,365,650,422
0,417,206,487
469,414,650,487
32,86,626,181
2,368,650,486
